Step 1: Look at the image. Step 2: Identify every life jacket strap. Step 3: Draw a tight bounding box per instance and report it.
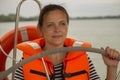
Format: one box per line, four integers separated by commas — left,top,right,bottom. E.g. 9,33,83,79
64,70,88,78
30,69,89,79
30,69,54,79
30,69,46,77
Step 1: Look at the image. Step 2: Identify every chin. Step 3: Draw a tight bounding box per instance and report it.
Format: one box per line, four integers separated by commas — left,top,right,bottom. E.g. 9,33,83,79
51,37,66,46
52,40,64,46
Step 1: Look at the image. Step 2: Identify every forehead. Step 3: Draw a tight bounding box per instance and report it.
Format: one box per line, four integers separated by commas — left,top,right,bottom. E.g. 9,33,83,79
43,10,67,19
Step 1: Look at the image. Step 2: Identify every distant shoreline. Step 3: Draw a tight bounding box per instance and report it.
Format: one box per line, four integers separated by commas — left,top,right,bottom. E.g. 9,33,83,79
0,14,120,22
70,16,120,20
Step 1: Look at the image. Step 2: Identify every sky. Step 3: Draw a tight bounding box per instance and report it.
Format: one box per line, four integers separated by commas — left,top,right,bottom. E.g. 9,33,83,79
0,0,120,17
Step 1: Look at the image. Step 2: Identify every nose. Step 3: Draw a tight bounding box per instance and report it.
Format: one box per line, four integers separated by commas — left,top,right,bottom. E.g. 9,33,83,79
54,25,60,32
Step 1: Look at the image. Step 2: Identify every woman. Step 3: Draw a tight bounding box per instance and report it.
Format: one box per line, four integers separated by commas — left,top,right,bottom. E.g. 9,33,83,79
15,4,120,80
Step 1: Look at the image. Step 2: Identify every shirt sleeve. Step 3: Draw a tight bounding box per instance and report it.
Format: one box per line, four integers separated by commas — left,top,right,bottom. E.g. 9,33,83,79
14,66,24,80
88,57,101,80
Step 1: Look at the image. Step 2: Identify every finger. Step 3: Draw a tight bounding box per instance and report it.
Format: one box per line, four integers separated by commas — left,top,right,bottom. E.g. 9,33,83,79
107,48,120,60
110,49,116,59
105,46,110,56
113,49,120,59
109,48,114,57
105,47,115,59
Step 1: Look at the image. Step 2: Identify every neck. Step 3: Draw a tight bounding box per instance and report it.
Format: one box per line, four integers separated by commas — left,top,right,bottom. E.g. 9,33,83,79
43,43,67,65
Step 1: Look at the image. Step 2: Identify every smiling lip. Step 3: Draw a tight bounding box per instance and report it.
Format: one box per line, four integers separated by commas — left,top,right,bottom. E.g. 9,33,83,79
52,35,62,38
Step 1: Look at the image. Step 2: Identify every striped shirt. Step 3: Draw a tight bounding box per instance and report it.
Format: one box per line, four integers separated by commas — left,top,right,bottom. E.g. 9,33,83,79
54,63,64,80
14,57,100,80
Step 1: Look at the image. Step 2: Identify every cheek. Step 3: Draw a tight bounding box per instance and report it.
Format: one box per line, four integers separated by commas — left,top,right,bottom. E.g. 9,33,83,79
63,27,68,35
42,30,52,37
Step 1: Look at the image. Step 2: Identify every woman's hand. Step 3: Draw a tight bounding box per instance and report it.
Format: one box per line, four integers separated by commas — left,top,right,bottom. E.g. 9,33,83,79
101,47,119,67
101,47,120,80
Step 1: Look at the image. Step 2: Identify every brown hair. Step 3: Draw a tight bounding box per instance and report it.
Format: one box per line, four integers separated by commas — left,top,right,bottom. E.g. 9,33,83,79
37,4,69,29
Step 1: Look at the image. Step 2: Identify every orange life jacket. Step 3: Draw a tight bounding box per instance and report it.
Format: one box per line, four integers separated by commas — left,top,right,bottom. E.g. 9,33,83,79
17,38,92,80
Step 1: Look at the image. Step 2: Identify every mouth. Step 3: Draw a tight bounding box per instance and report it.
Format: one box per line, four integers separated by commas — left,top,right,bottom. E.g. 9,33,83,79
52,35,62,38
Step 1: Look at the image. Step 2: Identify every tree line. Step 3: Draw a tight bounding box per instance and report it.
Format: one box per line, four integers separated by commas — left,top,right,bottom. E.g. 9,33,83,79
0,14,38,22
0,14,120,22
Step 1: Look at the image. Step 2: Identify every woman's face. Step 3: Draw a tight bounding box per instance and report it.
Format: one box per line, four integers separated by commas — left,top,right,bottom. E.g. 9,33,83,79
41,10,68,46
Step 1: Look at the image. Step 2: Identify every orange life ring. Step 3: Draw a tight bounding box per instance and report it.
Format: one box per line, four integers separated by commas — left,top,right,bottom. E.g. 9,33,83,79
0,25,41,80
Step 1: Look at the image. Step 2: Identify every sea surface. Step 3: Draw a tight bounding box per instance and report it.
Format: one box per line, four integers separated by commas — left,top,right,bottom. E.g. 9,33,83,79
0,19,120,79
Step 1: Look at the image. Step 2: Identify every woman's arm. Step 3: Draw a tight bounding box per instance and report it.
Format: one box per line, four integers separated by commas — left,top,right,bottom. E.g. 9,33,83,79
102,47,120,80
106,67,117,80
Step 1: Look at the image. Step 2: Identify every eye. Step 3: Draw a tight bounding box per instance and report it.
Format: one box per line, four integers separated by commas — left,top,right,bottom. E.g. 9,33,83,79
47,23,54,28
61,22,66,25
60,22,67,26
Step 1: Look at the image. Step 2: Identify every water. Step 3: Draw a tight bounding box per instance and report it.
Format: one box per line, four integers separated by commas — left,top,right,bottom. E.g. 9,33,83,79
0,19,120,79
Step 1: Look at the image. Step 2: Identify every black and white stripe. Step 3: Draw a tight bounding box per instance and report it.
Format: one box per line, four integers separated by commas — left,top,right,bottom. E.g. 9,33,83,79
88,57,100,80
14,67,24,80
14,57,100,80
54,63,64,80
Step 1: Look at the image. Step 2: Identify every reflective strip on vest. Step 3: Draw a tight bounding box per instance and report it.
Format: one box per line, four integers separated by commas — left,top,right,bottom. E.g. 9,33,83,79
20,28,29,41
25,42,41,50
73,41,84,47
